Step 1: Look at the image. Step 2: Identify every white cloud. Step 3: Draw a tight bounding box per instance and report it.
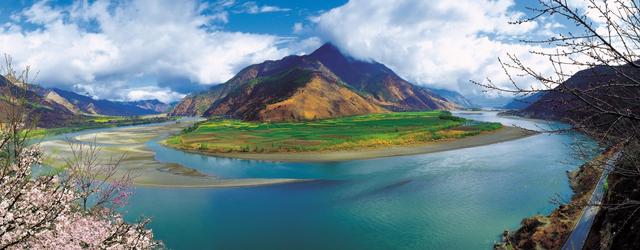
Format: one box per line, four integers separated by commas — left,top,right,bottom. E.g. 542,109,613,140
22,1,63,24
288,37,323,56
292,22,303,34
235,1,290,14
0,0,297,102
125,87,186,103
311,0,569,101
69,82,185,103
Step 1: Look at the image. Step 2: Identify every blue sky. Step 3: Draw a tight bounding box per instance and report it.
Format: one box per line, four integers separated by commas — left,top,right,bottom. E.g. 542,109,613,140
223,0,348,35
0,0,582,105
0,0,348,36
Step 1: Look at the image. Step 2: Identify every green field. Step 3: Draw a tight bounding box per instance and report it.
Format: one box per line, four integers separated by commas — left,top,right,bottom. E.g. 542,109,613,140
164,111,503,153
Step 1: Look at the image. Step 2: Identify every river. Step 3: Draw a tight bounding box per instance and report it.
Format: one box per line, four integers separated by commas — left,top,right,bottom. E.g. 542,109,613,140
44,111,601,249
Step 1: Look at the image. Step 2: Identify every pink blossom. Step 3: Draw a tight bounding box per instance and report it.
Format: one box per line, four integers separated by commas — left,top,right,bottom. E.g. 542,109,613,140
1,143,159,249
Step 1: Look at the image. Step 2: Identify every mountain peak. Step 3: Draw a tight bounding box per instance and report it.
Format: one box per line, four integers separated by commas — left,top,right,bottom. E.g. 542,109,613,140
171,42,460,119
310,42,345,58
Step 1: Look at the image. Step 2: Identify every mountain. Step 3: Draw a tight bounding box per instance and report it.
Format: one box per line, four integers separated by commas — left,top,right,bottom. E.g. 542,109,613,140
514,63,640,123
46,88,167,116
503,92,543,110
428,88,476,108
0,75,79,128
1,74,170,127
170,85,227,117
170,43,458,121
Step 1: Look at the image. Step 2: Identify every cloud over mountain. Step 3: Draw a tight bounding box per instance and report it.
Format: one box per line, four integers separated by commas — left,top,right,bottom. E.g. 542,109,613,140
0,0,297,102
310,0,569,103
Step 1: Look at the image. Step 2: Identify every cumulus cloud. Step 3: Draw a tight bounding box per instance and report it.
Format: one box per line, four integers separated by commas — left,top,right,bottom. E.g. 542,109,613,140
311,0,569,102
0,0,297,102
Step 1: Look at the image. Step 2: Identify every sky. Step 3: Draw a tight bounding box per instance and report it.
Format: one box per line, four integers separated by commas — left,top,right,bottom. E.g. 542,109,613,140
0,0,586,106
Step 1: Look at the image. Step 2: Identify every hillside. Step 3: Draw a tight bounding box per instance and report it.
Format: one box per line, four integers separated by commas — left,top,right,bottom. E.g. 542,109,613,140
170,43,458,121
513,64,640,127
0,75,79,128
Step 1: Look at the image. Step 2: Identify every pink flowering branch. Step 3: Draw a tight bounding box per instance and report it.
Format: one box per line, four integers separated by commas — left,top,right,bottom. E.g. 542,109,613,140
0,57,161,249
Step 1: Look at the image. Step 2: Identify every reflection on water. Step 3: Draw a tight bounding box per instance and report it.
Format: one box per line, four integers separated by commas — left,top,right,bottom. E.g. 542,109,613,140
107,112,599,249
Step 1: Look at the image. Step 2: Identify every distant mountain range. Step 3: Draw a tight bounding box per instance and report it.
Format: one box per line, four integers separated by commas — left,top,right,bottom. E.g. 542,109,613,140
503,92,543,110
428,88,477,108
171,43,464,121
0,74,170,127
45,88,170,116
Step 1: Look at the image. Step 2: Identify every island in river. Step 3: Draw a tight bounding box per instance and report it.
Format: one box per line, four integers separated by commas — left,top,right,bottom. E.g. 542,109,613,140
163,111,537,162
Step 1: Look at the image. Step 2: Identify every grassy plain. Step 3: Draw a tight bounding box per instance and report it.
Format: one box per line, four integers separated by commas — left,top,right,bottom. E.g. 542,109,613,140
164,111,503,153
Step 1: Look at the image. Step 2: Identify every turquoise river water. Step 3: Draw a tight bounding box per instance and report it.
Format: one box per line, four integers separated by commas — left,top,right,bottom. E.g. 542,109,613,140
71,112,602,249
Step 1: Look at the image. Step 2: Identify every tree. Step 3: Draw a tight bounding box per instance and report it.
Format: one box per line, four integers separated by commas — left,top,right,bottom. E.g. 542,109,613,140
476,1,640,249
0,57,160,249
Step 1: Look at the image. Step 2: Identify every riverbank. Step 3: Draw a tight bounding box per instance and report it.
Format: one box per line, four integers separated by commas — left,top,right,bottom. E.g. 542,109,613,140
39,120,304,188
171,126,537,162
494,147,616,250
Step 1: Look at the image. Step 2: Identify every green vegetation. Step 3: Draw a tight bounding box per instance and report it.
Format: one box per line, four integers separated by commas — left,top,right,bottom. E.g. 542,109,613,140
165,111,503,153
25,115,175,139
88,116,128,123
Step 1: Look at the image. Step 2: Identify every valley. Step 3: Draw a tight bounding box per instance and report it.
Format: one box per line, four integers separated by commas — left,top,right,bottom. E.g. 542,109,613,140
4,1,640,249
7,41,625,249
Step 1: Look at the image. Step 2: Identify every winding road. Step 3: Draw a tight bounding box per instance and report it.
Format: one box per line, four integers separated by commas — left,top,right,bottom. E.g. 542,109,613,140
562,152,622,250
